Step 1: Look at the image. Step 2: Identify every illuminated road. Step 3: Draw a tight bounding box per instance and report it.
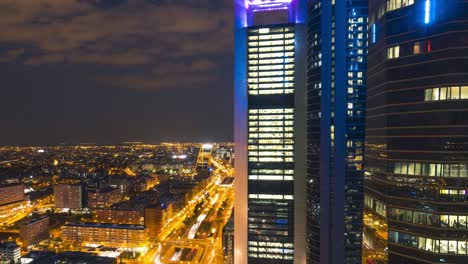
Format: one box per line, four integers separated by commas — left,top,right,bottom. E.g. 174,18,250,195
0,159,21,164
187,213,207,240
152,157,234,264
362,212,388,264
0,150,233,264
0,196,54,227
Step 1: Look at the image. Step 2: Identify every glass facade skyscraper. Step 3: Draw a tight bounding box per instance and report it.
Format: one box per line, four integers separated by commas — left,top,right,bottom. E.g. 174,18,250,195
306,0,368,263
234,0,307,263
365,0,468,263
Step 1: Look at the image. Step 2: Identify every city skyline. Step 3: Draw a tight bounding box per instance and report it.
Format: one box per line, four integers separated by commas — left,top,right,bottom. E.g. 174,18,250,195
1,0,467,264
0,143,235,263
0,0,234,146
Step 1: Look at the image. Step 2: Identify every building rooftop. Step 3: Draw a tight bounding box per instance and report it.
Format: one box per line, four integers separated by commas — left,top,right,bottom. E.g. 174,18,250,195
56,252,117,264
20,251,116,264
0,241,19,250
23,215,49,225
93,186,118,194
65,222,145,230
0,182,23,188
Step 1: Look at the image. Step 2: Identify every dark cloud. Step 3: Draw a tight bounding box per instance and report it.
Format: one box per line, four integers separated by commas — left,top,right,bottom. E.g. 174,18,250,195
0,0,233,65
0,0,234,145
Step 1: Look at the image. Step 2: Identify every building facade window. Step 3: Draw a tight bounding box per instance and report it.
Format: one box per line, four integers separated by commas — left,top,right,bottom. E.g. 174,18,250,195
424,86,468,101
394,161,468,178
248,27,295,95
387,45,400,59
246,24,299,262
413,39,431,54
388,207,468,229
389,230,468,255
386,0,415,12
364,194,387,217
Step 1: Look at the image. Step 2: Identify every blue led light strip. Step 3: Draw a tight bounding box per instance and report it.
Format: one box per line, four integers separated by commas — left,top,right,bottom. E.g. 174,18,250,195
424,0,431,24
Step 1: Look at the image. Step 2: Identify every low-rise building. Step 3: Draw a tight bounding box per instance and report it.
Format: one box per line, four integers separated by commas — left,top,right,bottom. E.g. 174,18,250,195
0,183,24,207
20,251,55,264
54,183,82,209
222,217,234,264
144,203,172,239
61,222,147,247
87,187,120,208
94,209,142,225
20,251,117,264
20,216,49,247
0,242,20,263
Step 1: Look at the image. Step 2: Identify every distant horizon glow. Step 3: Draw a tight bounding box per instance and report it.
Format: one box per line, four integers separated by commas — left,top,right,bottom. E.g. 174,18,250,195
202,144,213,150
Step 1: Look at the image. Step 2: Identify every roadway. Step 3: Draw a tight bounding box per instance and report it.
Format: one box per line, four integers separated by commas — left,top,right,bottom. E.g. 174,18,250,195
362,212,388,264
151,158,234,264
0,195,54,227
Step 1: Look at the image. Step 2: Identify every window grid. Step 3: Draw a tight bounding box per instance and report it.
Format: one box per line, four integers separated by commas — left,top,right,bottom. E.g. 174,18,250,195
248,27,296,95
424,86,468,101
394,161,468,178
389,230,468,255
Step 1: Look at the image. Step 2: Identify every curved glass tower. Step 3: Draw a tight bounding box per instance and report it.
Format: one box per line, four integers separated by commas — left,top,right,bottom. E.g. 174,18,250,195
234,0,307,263
365,0,468,263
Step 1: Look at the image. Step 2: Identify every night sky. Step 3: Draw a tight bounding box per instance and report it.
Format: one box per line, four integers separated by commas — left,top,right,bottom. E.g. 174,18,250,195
0,0,234,145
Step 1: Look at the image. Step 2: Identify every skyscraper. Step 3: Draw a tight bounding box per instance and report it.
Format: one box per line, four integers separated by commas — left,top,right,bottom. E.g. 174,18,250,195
234,0,307,263
365,0,468,263
306,1,368,263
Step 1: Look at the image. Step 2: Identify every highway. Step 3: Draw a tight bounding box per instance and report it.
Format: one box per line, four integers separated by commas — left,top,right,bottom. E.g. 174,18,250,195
362,212,388,264
151,158,234,264
0,195,54,227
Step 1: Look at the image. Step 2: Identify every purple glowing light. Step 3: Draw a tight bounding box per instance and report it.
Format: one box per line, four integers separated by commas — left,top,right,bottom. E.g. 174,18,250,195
246,0,293,9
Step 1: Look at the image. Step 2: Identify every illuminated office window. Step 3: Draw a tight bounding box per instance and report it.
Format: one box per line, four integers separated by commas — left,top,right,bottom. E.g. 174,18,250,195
413,42,421,54
387,45,400,59
246,24,297,261
247,27,295,95
389,230,468,255
424,86,468,101
394,161,468,178
387,0,414,12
